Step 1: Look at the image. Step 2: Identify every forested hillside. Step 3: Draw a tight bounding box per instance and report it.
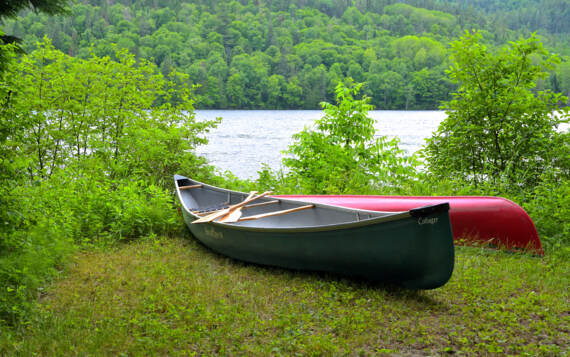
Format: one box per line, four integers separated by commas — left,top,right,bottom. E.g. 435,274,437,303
3,0,569,109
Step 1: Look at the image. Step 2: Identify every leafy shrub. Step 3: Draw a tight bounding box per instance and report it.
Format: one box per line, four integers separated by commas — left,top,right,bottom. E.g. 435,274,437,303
0,41,218,326
420,32,569,256
425,31,569,192
523,174,570,254
1,38,219,190
280,79,419,194
0,162,184,325
0,219,75,326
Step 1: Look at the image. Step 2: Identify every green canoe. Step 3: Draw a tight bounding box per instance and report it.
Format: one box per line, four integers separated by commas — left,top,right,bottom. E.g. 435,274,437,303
175,175,454,289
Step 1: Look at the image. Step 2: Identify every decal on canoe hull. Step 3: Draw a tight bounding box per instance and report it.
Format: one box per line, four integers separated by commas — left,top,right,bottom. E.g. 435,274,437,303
205,226,224,239
418,217,439,225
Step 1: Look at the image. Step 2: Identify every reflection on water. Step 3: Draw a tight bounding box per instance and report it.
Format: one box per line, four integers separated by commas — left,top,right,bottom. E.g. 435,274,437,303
195,110,446,179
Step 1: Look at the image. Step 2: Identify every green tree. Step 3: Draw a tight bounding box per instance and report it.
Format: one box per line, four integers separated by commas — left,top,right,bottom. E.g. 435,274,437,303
4,38,219,187
377,71,404,109
425,31,569,191
228,53,269,108
283,79,418,193
347,60,363,82
410,67,452,109
554,60,570,103
299,64,327,108
266,74,286,108
283,76,303,108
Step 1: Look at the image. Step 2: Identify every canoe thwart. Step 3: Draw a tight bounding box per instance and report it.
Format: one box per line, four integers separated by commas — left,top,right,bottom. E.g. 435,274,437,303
179,184,203,190
243,200,280,209
239,204,314,222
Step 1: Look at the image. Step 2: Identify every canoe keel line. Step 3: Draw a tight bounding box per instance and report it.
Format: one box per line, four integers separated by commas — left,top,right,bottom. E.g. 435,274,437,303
175,175,455,289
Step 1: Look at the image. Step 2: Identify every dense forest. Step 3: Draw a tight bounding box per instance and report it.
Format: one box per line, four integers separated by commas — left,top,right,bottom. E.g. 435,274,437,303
3,0,570,109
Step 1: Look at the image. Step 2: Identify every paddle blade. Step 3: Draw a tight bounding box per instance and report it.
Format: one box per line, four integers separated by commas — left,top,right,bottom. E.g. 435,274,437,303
218,208,243,223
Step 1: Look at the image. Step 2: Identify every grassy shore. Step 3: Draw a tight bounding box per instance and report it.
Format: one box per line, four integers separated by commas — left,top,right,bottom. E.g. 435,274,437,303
1,234,568,356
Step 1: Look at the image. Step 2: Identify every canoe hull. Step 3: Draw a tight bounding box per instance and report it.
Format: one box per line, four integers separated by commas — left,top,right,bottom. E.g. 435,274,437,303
181,208,454,289
276,195,543,255
176,176,455,289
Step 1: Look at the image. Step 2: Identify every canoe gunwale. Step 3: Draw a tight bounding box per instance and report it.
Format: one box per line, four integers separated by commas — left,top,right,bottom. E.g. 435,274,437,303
174,175,452,233
175,174,387,215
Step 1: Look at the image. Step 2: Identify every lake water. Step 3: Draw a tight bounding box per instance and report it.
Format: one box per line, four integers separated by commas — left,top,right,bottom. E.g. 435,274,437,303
194,110,447,179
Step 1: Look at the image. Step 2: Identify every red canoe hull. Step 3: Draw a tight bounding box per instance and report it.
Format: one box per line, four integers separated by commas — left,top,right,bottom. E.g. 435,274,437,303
275,195,543,255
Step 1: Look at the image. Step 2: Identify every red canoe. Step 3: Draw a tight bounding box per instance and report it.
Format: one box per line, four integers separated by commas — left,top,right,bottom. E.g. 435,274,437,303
275,195,543,255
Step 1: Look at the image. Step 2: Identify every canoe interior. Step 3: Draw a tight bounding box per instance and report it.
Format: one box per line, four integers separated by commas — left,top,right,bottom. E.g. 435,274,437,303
175,176,403,229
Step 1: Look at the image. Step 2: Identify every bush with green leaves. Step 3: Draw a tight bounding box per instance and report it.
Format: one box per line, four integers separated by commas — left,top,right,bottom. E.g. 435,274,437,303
3,38,219,189
0,40,219,326
0,161,184,326
522,174,570,253
0,42,22,247
422,31,570,252
424,31,569,193
281,79,419,194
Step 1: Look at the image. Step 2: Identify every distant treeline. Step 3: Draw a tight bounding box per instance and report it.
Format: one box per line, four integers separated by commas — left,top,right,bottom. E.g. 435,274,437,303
3,0,570,109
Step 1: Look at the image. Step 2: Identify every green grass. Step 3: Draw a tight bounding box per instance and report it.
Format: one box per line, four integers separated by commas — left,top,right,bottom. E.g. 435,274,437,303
1,235,568,356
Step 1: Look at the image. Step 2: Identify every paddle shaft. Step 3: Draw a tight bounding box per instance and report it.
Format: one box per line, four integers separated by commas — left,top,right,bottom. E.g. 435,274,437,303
193,200,280,216
218,191,258,223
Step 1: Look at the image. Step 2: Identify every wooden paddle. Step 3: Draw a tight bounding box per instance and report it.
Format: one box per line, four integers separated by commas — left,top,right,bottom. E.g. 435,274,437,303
192,191,257,223
192,191,272,224
239,204,314,222
218,191,258,223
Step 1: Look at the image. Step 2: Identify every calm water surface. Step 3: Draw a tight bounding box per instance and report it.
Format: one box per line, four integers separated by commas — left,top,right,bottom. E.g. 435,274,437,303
195,110,446,179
